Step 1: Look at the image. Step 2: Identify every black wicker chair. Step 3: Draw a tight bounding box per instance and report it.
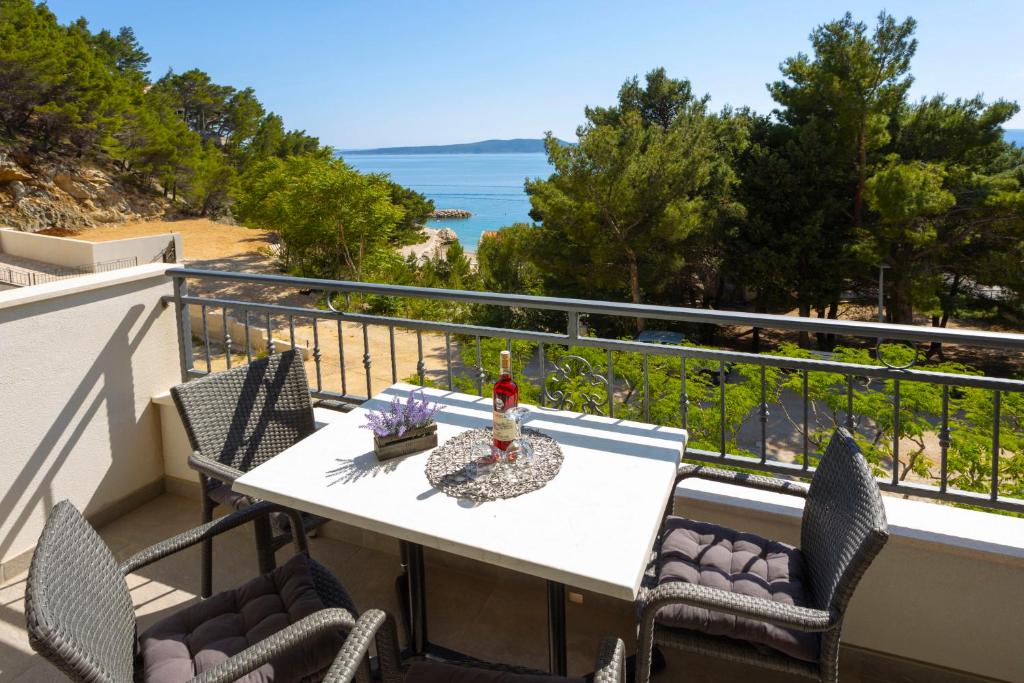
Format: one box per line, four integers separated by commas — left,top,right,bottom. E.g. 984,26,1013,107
635,428,889,683
25,499,393,683
171,349,342,598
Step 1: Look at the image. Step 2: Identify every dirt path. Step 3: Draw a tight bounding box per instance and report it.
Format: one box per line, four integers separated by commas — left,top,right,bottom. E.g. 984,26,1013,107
79,219,455,395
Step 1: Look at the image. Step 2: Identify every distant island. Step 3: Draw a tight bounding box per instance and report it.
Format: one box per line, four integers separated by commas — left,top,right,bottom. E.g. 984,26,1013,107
339,138,569,155
343,131,1022,154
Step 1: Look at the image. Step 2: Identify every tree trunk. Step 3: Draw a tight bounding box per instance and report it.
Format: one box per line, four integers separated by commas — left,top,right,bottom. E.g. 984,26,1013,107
927,274,960,360
625,248,644,332
814,305,828,349
825,299,839,349
853,126,867,229
752,296,765,352
798,302,811,348
888,277,914,325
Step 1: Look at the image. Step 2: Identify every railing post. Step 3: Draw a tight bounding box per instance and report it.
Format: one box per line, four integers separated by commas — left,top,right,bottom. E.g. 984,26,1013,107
173,275,194,382
992,390,1001,501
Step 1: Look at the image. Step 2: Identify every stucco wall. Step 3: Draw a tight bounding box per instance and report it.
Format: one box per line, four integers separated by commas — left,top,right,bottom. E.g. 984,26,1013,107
0,228,94,268
91,232,182,265
0,228,182,269
0,264,180,577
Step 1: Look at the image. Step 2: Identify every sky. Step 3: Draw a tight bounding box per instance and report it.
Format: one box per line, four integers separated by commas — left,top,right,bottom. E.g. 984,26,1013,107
44,1,1024,149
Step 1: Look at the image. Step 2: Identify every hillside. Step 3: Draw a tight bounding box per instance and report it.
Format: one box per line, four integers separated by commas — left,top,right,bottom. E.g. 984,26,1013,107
0,149,171,229
340,138,568,155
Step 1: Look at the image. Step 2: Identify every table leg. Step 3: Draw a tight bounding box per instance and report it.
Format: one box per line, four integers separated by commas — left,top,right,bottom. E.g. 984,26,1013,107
546,580,567,675
396,544,413,646
253,515,276,575
402,541,428,655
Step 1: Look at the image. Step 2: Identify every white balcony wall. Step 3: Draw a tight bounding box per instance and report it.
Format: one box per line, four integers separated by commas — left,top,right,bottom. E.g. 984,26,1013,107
0,264,180,579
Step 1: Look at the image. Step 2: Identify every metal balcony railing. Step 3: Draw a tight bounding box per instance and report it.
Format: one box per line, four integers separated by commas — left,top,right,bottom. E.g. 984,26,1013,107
0,256,139,287
168,267,1024,513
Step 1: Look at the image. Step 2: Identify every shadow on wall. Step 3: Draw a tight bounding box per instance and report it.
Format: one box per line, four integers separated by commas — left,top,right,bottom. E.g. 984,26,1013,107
0,293,166,564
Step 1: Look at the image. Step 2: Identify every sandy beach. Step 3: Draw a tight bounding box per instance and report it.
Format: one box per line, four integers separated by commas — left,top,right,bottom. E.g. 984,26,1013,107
399,226,476,264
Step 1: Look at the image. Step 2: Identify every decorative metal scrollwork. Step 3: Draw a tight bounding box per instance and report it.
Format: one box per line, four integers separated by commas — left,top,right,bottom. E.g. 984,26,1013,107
874,339,921,370
544,355,610,415
325,291,349,313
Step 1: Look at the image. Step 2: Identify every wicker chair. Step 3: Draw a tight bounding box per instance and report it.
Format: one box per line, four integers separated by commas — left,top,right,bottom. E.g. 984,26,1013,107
25,499,395,683
635,428,889,683
171,349,340,598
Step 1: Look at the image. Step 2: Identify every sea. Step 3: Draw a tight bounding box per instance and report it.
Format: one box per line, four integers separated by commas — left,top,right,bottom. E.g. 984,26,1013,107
342,153,553,248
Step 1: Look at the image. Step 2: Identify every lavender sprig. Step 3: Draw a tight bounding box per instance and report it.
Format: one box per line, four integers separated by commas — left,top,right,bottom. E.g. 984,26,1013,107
362,389,441,438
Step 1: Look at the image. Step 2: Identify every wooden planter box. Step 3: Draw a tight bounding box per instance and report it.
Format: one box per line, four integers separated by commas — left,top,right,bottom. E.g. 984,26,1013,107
374,423,438,460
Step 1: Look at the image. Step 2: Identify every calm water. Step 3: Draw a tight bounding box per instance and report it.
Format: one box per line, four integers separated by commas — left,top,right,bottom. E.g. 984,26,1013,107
342,153,553,247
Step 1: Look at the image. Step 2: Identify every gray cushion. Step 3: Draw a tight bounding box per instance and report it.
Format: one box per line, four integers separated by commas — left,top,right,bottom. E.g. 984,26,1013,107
406,661,584,683
139,553,346,682
655,516,819,662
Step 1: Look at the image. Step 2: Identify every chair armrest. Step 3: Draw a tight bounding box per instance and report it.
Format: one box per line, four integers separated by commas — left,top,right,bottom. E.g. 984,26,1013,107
189,451,244,485
676,464,808,498
118,501,284,575
189,608,380,683
314,399,357,413
593,636,625,683
638,582,837,633
322,610,387,683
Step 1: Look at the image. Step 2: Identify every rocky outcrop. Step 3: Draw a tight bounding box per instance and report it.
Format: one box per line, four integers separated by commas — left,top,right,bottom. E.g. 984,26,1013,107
0,150,170,231
431,208,471,219
0,154,32,183
436,228,458,244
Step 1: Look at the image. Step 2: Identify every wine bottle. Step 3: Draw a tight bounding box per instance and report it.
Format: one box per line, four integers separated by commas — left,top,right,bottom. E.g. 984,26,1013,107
492,349,519,451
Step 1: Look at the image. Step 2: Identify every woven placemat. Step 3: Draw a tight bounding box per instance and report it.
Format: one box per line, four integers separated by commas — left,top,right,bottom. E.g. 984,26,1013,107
425,427,563,502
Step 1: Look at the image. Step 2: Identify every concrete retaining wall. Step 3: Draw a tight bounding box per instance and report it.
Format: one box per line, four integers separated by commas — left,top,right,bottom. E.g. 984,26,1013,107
0,228,182,269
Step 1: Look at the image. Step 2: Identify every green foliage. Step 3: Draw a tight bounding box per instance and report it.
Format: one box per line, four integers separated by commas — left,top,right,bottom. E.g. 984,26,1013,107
0,1,331,217
526,68,745,320
0,2,132,151
368,176,434,246
453,337,542,405
178,142,236,217
89,25,149,84
236,156,402,281
476,224,543,295
756,342,1024,501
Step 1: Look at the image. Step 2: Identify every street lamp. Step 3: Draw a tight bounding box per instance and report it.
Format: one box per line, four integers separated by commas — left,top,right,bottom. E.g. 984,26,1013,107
877,263,890,323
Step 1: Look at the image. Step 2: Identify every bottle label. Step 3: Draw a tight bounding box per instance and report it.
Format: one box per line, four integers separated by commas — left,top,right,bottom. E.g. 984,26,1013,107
493,410,519,441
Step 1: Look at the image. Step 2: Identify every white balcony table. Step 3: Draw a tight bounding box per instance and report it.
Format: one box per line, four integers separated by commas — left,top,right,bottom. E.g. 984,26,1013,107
233,383,688,674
